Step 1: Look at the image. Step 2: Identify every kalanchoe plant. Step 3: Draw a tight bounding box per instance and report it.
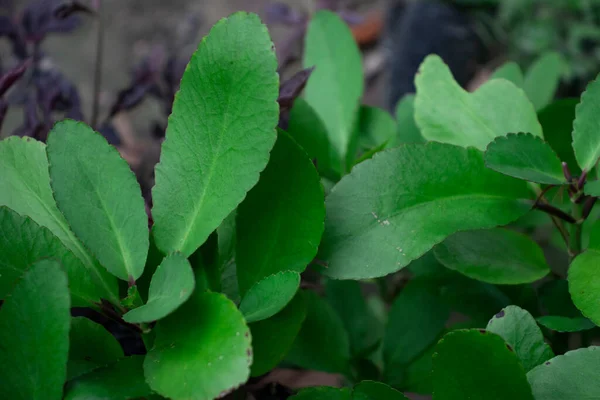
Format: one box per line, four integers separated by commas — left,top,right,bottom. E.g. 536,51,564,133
3,7,600,400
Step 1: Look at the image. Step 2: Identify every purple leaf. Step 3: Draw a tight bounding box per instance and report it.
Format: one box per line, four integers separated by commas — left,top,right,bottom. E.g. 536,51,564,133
20,0,81,42
98,122,122,146
0,99,7,131
0,15,28,59
265,2,304,25
109,84,152,116
53,1,94,19
278,66,314,112
0,59,31,96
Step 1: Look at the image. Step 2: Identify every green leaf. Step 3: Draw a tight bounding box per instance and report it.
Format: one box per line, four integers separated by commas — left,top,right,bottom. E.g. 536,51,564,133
319,143,532,280
527,347,600,399
287,98,336,179
249,291,306,376
538,98,580,174
393,94,424,146
355,105,396,152
286,290,351,376
0,260,70,400
433,228,550,284
524,52,565,111
490,61,524,87
537,316,595,332
584,179,600,196
0,136,118,303
151,12,279,256
0,207,105,307
326,280,382,358
352,381,409,400
303,10,363,172
384,280,449,375
290,387,351,400
486,306,554,372
64,356,153,400
123,252,195,323
485,132,566,184
47,120,148,281
415,54,542,150
431,330,535,400
239,271,300,323
572,74,600,171
568,250,600,326
144,291,251,400
236,132,324,293
67,317,123,380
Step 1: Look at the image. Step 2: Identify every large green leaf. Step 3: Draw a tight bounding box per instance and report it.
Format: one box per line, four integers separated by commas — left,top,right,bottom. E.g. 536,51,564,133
431,330,534,400
527,347,600,399
236,132,324,293
286,290,351,376
433,228,550,284
486,306,554,372
572,74,600,171
249,291,306,376
538,98,580,174
485,133,566,184
67,317,123,380
303,10,363,172
537,316,595,332
144,291,251,399
290,387,351,400
568,250,600,325
393,94,424,146
414,55,542,150
0,136,118,303
383,280,449,375
64,356,153,400
352,381,409,400
0,260,70,400
0,207,104,307
326,280,382,358
151,12,279,256
47,120,148,281
523,52,565,111
123,252,195,323
239,271,300,323
490,61,524,87
319,143,532,279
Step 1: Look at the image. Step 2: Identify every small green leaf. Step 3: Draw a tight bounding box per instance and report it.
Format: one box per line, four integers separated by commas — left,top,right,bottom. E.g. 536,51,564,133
286,290,351,376
539,98,580,174
290,387,351,400
287,98,337,179
433,228,550,284
239,271,300,323
236,132,324,293
524,52,565,111
303,10,363,172
384,280,449,374
393,94,424,146
47,120,148,281
486,306,554,372
0,207,105,307
151,12,279,256
415,54,542,150
355,105,396,152
67,317,123,380
250,292,306,376
432,330,535,400
144,291,251,400
568,250,600,326
584,179,600,196
64,356,153,400
485,133,566,184
527,347,600,399
572,74,600,171
319,143,532,280
326,280,382,358
0,260,70,400
123,253,195,323
0,136,118,303
352,381,409,400
537,316,595,332
121,285,144,309
490,61,524,87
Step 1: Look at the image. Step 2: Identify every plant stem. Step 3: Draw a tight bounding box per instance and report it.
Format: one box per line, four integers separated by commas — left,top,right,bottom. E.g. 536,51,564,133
568,202,583,261
91,0,103,129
